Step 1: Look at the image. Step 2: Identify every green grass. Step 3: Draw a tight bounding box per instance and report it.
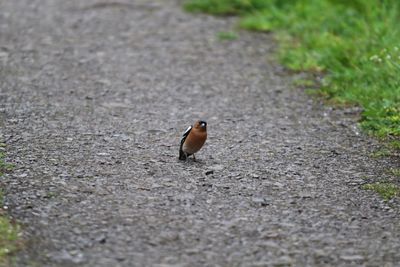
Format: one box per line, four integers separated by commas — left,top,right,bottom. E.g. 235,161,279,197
0,212,20,266
362,182,400,201
184,0,400,140
388,168,400,177
0,146,20,266
292,78,316,88
370,140,400,157
371,148,393,158
184,0,258,15
0,192,20,266
389,140,400,150
0,154,14,177
217,31,239,41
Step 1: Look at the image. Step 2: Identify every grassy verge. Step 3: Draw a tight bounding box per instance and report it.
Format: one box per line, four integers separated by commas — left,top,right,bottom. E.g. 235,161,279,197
0,145,20,266
184,0,400,141
362,182,400,201
217,31,239,41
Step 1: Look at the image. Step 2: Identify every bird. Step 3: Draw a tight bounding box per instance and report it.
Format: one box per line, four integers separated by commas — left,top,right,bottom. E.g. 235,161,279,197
179,120,207,161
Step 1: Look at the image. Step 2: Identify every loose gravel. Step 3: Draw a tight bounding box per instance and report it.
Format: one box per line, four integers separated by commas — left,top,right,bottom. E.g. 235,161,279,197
0,0,399,266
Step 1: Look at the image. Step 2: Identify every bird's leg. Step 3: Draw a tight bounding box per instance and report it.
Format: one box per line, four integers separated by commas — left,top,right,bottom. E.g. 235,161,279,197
193,154,196,162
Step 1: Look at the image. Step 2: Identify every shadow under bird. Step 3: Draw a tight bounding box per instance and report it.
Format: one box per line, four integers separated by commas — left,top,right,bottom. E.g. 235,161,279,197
179,120,207,161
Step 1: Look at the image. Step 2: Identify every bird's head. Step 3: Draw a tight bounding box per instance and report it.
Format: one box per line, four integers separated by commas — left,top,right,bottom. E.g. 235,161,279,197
194,120,207,131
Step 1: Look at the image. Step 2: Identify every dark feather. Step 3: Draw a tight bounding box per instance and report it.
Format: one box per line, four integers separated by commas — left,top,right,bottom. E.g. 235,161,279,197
179,125,192,160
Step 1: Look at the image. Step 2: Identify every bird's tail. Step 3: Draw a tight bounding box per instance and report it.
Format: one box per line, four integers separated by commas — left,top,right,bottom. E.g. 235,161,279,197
179,149,187,160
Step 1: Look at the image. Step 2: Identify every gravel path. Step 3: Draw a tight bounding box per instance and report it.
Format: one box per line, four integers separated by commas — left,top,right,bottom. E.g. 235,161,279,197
1,0,399,266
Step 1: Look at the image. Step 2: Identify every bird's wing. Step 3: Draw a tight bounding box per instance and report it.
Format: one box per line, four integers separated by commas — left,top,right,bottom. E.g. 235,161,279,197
180,125,192,148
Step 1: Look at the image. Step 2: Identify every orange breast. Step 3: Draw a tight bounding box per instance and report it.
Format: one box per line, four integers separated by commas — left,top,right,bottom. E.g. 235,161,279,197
182,130,207,154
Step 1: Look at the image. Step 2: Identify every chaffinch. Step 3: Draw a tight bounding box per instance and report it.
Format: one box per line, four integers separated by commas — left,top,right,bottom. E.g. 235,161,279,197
179,120,207,161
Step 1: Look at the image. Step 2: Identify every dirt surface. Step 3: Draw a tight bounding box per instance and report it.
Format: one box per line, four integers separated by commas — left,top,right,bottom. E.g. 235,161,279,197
1,0,399,266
